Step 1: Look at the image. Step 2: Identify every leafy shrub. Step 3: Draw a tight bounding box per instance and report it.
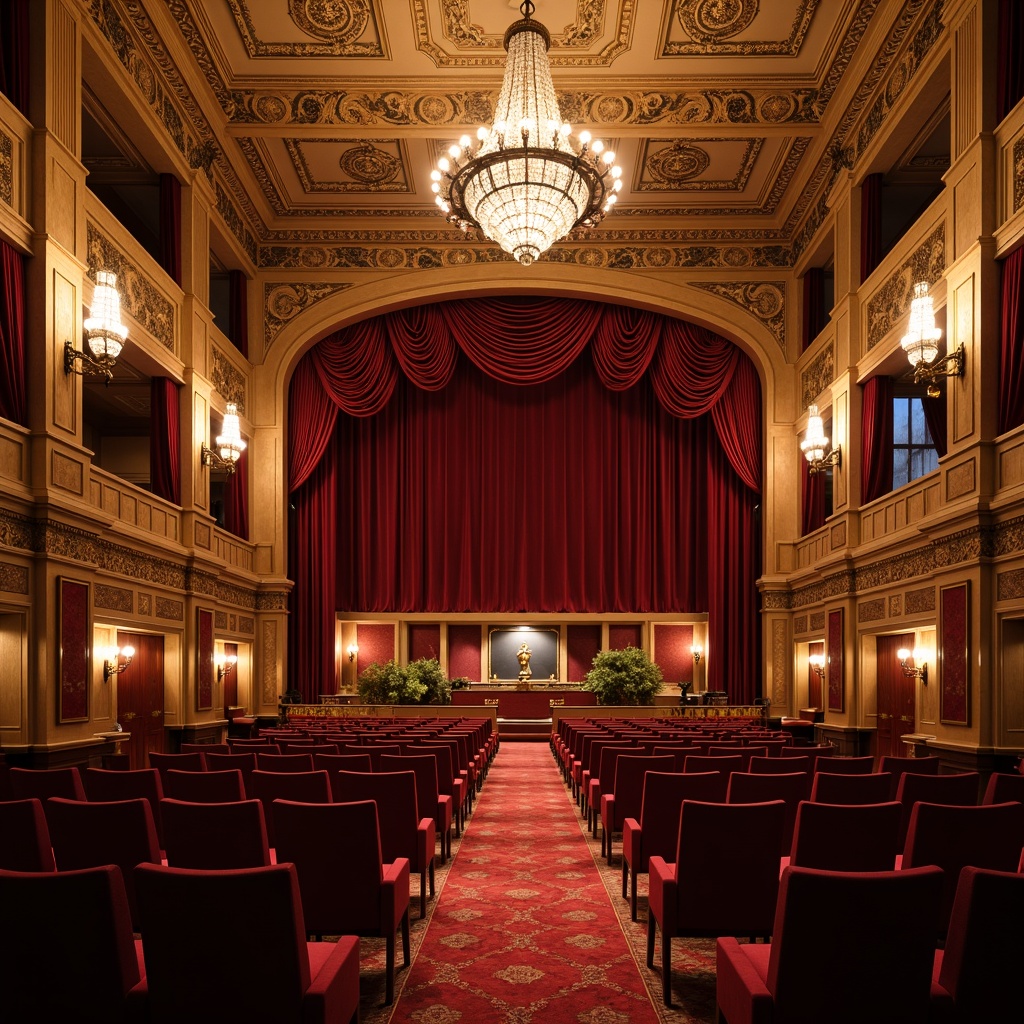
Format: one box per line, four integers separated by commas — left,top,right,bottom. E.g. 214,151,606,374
582,646,663,706
407,657,451,705
357,660,427,705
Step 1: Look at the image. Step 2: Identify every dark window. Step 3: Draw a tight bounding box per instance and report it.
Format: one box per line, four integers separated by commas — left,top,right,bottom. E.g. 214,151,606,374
893,395,937,488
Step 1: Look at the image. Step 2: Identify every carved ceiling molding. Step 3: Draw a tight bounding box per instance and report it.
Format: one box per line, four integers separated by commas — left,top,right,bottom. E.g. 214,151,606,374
0,127,12,208
227,0,384,57
214,182,258,265
86,221,176,351
801,343,835,408
289,139,408,193
264,282,354,351
411,0,632,67
689,281,786,350
866,222,945,350
665,0,815,57
640,138,759,191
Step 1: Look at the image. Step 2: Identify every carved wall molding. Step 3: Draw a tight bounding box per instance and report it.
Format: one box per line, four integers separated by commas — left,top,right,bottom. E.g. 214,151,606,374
86,222,176,351
214,183,258,265
215,610,228,630
1014,136,1024,214
95,584,133,613
239,615,255,634
139,593,152,616
889,594,902,617
802,342,835,407
0,127,12,208
998,568,1024,601
904,586,935,614
0,561,29,595
858,598,886,622
771,619,789,707
866,222,946,350
264,282,354,351
210,347,247,410
228,0,383,57
155,597,183,621
809,612,825,632
262,619,278,703
256,591,290,612
690,281,786,349
793,615,808,634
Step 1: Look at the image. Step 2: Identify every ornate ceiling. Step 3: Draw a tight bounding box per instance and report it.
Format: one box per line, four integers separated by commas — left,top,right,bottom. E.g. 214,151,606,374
81,0,947,269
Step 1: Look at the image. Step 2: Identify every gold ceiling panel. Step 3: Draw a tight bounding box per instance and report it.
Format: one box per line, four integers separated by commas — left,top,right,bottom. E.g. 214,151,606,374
227,0,387,57
284,139,413,194
638,138,763,192
662,0,818,57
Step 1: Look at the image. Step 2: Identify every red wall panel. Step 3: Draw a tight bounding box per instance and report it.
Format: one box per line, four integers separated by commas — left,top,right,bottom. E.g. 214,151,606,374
448,624,482,681
356,623,396,676
653,623,694,685
608,623,642,651
408,623,441,662
567,624,602,682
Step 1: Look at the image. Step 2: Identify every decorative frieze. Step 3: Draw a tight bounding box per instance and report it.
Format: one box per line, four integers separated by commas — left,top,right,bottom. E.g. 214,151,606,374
95,585,133,613
904,586,935,614
794,615,808,634
802,343,835,407
239,616,255,634
1014,136,1024,214
0,562,29,595
155,597,183,621
889,595,902,618
256,591,290,612
229,0,384,57
998,568,1024,601
689,281,786,349
264,282,354,350
771,619,789,707
214,183,258,265
211,347,247,411
215,611,228,630
0,128,12,207
809,612,825,632
139,593,152,616
262,620,278,703
859,598,886,622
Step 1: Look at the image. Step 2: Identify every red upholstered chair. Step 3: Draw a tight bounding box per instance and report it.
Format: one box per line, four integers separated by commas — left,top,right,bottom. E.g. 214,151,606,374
810,771,893,805
180,742,230,755
649,746,692,772
930,866,1024,1023
788,800,902,872
202,751,258,797
148,751,205,778
715,865,944,1024
895,771,980,845
0,797,56,871
161,798,272,869
162,768,246,803
727,771,807,855
420,738,473,816
621,771,723,921
9,766,86,820
982,771,1024,804
0,864,147,1024
228,738,280,752
749,754,810,775
779,744,834,771
647,799,786,1006
812,755,876,774
280,742,338,755
256,752,315,773
250,769,332,847
681,753,743,778
581,740,632,818
707,745,769,771
135,862,359,1024
47,796,161,929
880,753,940,798
600,754,675,862
404,743,467,836
900,799,1024,938
342,743,401,771
84,767,166,844
380,753,453,862
314,752,373,776
274,798,411,1005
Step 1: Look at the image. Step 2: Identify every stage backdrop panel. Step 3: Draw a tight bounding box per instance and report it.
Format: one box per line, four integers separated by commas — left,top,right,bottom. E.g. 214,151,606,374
653,623,695,686
448,624,482,682
408,623,441,662
567,624,602,682
609,623,643,651
489,627,558,681
356,623,397,676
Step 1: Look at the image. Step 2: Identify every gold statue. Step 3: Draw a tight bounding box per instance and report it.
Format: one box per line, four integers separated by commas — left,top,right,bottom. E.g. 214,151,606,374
516,642,533,682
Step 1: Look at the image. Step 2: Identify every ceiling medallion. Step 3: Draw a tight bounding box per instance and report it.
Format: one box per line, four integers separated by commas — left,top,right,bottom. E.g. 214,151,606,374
288,0,370,44
431,1,623,265
676,0,759,43
646,141,711,183
339,143,400,185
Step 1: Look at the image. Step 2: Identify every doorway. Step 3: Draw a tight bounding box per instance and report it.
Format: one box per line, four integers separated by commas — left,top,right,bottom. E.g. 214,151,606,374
875,633,916,760
115,632,165,770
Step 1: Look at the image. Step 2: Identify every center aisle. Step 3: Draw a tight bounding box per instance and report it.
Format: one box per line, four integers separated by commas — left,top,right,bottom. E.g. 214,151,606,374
387,742,663,1024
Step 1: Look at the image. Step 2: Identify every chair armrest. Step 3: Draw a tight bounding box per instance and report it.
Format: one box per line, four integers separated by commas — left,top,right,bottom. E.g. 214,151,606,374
600,793,615,827
303,936,360,1024
715,937,774,1024
381,858,412,929
622,817,642,867
417,817,436,864
648,856,677,931
436,795,453,828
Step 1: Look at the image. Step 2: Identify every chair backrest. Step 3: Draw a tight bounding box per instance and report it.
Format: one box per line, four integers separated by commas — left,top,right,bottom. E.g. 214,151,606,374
727,772,807,855
682,754,743,777
281,742,338,756
379,754,441,810
161,797,271,868
650,746,691,772
586,741,634,786
810,771,893,805
228,738,280,752
84,766,164,844
333,770,427,868
896,771,981,844
749,754,809,775
135,862,312,1024
812,755,876,775
779,745,834,770
202,751,258,796
879,754,939,797
982,771,1024,804
766,865,943,1023
606,755,675,831
937,865,1024,1020
901,799,1024,936
708,746,768,770
314,751,373,776
274,798,386,935
0,864,143,1023
163,768,246,803
341,744,398,770
674,799,786,935
256,752,315,773
250,770,332,845
789,800,902,871
9,766,86,809
148,751,205,776
404,743,457,798
46,796,161,929
634,772,724,870
180,742,230,755
0,797,56,871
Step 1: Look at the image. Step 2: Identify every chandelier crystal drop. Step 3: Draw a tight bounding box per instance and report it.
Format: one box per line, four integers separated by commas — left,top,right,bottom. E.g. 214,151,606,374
432,1,623,266
83,271,129,365
900,281,943,368
800,405,829,465
215,403,247,465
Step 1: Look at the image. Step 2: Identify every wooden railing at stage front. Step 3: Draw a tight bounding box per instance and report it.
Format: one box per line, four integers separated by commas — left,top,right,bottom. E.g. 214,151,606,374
549,703,769,736
282,703,498,731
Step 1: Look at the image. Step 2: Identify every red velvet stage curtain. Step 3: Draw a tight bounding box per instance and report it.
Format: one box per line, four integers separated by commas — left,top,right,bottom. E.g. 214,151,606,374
860,173,883,282
861,375,894,504
229,271,249,359
998,0,1024,123
223,447,248,540
149,377,181,505
158,174,182,286
999,246,1024,433
922,387,947,458
0,0,30,116
801,465,826,535
288,297,763,702
0,239,27,425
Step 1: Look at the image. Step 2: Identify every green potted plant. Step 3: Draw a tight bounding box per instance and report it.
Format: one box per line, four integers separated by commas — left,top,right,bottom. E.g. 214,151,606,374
582,645,664,706
407,657,452,705
357,659,427,705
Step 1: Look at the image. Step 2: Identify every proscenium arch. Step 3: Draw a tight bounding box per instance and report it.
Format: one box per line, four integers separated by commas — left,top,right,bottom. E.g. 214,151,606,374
250,264,796,587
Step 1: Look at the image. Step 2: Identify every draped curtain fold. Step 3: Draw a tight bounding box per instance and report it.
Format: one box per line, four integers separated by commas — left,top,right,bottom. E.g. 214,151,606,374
158,174,182,286
0,239,27,425
287,297,762,702
149,377,181,505
801,465,826,536
861,375,894,504
923,388,947,457
999,246,1024,434
223,447,249,540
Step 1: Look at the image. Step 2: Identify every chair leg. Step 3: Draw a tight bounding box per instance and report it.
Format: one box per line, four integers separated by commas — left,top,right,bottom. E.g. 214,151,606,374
429,858,435,897
630,868,638,921
401,910,411,965
646,912,656,969
607,835,614,865
661,930,673,1008
419,870,427,918
385,933,395,1006
621,859,628,900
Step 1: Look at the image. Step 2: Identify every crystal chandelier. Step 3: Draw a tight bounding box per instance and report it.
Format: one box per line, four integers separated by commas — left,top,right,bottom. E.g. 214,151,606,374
201,402,247,474
900,281,964,393
64,270,129,382
431,1,623,266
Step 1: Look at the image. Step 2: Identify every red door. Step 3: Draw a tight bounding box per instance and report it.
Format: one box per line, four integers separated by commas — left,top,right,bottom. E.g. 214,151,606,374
115,632,165,770
876,633,916,760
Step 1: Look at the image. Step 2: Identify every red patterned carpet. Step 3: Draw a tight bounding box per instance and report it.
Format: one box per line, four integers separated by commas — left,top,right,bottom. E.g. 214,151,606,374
374,742,715,1024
